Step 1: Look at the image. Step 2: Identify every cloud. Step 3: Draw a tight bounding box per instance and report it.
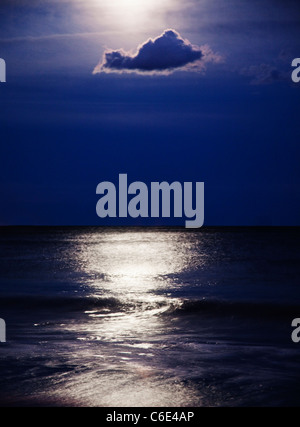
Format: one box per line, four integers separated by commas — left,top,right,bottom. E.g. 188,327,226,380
0,32,108,44
240,63,290,85
93,29,222,75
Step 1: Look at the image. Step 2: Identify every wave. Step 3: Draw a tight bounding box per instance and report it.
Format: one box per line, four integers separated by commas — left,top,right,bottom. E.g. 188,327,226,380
0,296,127,312
0,295,297,320
176,299,298,319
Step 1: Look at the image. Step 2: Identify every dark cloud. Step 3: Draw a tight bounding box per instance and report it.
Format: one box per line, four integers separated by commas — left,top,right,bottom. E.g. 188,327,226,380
93,30,222,75
241,63,290,85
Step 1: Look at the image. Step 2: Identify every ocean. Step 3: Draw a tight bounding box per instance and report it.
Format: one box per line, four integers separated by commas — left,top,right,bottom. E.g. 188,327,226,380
0,227,299,407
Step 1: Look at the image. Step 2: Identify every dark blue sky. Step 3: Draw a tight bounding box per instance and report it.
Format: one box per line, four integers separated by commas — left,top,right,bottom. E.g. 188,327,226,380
0,0,300,225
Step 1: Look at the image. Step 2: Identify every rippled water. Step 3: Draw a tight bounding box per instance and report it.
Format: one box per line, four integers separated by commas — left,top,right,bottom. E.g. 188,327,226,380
0,227,300,406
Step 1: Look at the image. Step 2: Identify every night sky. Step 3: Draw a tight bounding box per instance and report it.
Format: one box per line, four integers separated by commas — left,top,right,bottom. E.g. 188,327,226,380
0,0,300,226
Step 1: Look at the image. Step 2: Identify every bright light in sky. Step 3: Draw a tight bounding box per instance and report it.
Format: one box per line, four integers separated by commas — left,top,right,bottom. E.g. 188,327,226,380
105,0,159,14
89,0,173,33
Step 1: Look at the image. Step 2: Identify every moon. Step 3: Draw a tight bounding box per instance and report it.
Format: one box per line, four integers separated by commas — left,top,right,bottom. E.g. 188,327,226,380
91,0,171,31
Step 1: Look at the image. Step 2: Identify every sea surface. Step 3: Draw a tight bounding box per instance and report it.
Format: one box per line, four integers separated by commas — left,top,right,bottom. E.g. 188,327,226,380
0,227,300,407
